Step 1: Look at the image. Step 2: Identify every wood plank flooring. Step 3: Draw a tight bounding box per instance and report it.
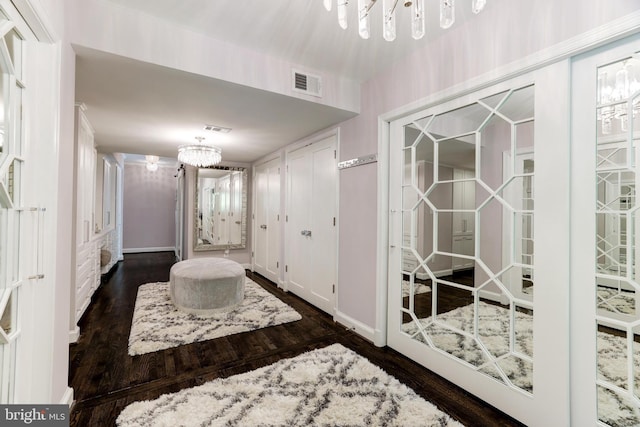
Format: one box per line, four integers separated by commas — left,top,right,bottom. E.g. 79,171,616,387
69,252,524,426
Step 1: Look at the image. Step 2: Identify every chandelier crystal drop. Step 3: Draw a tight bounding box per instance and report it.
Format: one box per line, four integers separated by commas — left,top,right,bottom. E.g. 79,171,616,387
177,137,222,167
439,0,455,29
323,0,485,40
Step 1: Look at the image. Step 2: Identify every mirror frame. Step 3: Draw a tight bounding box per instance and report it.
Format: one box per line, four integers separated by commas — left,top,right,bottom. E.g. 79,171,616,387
194,165,248,251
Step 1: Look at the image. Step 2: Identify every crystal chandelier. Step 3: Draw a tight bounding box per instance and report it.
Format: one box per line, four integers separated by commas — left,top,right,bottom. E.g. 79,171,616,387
178,137,222,167
597,57,640,135
323,0,486,41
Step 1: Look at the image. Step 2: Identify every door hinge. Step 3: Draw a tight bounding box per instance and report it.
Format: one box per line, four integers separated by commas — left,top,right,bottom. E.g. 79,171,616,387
333,217,336,226
286,215,288,222
251,251,254,258
285,265,288,272
277,261,279,268
334,150,336,159
277,214,280,221
278,167,280,174
332,284,335,294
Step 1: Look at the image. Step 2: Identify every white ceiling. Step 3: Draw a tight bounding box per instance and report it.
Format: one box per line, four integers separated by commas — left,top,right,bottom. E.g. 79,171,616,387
75,0,487,163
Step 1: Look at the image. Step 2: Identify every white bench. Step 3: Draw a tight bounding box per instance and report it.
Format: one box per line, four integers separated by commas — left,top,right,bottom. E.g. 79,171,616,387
169,258,245,314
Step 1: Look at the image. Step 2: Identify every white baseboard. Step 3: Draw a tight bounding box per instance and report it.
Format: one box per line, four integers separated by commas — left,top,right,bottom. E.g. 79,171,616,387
433,269,453,277
60,387,74,406
122,246,175,254
334,310,376,343
479,289,504,304
69,327,80,343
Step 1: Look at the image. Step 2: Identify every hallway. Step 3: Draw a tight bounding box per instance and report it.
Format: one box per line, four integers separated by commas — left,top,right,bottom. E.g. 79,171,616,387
68,253,521,426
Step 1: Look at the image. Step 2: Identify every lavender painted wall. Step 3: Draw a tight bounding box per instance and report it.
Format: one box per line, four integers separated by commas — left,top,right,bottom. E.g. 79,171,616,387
123,163,176,251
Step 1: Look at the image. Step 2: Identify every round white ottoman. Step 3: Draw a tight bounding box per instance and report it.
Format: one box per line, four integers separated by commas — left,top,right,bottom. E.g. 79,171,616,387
169,258,245,314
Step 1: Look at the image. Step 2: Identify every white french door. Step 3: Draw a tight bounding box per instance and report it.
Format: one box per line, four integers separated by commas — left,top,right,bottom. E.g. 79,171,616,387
387,63,571,425
253,157,281,284
571,32,640,427
286,135,337,314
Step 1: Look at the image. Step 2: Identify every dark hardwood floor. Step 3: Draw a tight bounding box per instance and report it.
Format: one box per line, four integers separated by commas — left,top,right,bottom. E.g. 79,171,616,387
69,252,524,426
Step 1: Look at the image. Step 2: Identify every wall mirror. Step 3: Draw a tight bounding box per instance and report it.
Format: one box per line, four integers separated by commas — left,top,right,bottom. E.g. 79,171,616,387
594,53,640,426
194,166,247,251
398,84,535,394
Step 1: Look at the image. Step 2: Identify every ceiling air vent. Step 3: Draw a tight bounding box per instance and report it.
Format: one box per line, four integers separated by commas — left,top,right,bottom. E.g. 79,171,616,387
204,124,231,133
292,70,322,98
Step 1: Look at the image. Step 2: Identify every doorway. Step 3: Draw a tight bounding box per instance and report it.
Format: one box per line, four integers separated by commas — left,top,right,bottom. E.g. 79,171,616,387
285,134,338,314
253,157,281,284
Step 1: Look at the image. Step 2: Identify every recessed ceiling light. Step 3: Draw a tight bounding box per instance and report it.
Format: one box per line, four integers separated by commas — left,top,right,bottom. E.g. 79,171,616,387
204,124,231,133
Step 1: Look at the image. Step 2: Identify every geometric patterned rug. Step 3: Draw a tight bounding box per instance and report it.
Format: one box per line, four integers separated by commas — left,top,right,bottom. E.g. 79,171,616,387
128,278,302,356
402,280,431,297
597,286,636,315
116,344,464,426
402,302,640,426
402,301,533,393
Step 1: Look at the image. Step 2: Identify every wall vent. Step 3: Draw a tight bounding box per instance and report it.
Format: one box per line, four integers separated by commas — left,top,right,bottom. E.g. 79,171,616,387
292,70,322,97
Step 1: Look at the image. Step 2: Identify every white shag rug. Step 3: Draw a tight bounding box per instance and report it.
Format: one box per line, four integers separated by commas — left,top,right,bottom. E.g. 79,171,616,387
116,344,464,427
128,278,301,356
401,280,431,297
403,302,640,426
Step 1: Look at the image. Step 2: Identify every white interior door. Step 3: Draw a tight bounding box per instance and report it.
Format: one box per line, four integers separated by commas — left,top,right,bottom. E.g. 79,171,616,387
217,176,230,244
387,64,571,426
175,168,184,260
253,157,280,284
286,135,337,314
229,171,242,244
501,150,534,300
571,33,640,427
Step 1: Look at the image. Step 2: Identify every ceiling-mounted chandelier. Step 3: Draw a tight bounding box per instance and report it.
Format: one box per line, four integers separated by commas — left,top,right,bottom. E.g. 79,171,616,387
178,136,222,167
323,0,486,41
597,57,640,135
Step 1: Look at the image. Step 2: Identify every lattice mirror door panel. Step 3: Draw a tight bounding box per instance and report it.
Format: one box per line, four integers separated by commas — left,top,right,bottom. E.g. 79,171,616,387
399,84,535,394
595,53,640,426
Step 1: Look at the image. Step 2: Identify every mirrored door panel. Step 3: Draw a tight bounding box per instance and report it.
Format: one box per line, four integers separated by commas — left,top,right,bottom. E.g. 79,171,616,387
398,84,535,394
594,52,640,427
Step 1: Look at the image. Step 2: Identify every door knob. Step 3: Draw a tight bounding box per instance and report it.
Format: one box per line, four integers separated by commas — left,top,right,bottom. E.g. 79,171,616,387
300,230,312,236
260,224,267,229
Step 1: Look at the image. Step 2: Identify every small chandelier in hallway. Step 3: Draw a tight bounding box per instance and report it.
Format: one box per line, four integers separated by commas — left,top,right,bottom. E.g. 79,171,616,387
322,0,486,41
178,136,222,167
